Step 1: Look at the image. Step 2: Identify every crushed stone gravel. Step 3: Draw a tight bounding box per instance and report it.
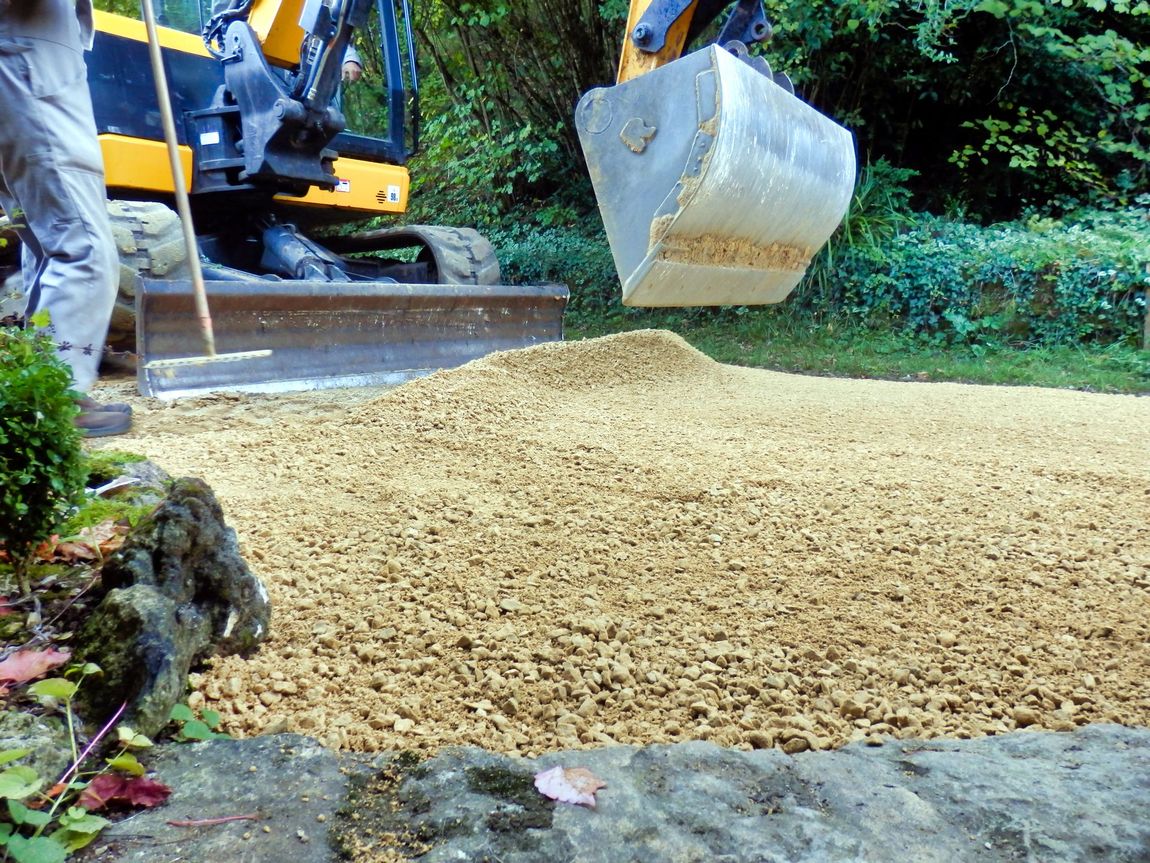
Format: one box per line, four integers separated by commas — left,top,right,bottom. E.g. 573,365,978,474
91,330,1150,756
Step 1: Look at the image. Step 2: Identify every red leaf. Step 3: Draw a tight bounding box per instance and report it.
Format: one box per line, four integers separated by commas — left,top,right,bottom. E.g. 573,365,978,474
78,775,126,811
0,648,71,686
0,596,15,616
121,777,171,808
79,774,170,812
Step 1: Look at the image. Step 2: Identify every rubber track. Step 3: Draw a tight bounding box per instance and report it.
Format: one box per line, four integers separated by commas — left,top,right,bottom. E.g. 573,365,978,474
323,224,503,285
106,200,188,349
414,225,502,286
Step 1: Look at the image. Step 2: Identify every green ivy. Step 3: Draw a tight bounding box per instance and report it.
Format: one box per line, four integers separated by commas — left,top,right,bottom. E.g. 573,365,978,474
484,217,620,321
828,205,1149,347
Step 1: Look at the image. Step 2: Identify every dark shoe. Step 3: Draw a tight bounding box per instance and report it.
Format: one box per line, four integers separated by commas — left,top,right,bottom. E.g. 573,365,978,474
76,395,133,416
75,408,132,438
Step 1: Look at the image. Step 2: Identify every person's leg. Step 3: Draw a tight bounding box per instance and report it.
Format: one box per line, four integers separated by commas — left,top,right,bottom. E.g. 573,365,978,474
0,37,117,394
0,156,40,315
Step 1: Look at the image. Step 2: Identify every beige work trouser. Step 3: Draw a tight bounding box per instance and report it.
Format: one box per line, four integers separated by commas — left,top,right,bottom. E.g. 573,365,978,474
0,19,116,393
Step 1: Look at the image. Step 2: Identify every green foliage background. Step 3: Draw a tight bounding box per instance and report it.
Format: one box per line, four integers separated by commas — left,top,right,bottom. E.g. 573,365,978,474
97,0,1149,220
381,0,1150,221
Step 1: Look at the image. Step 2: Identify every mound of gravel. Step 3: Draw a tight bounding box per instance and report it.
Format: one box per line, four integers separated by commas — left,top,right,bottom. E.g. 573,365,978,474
101,330,1150,755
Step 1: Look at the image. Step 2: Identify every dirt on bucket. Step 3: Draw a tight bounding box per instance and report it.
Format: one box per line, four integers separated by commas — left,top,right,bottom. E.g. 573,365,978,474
92,330,1150,756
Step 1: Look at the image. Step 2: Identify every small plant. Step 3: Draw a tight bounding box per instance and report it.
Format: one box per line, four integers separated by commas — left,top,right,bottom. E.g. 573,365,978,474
167,703,229,743
0,664,170,863
0,316,85,590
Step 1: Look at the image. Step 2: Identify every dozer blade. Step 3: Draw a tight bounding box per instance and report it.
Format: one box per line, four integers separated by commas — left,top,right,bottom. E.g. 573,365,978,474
136,278,568,399
576,45,856,307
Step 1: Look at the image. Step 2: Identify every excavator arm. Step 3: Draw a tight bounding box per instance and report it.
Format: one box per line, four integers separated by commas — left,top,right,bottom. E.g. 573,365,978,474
194,0,372,195
617,0,772,82
86,0,567,398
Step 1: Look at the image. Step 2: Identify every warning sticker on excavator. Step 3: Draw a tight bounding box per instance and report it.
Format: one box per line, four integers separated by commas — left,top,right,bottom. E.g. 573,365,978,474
387,185,401,203
335,178,351,192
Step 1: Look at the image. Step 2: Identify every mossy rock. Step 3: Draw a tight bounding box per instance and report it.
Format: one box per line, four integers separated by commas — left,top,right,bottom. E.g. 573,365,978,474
0,710,71,783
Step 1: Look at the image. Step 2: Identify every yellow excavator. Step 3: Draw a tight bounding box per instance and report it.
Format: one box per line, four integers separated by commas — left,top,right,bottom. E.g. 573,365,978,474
23,0,855,396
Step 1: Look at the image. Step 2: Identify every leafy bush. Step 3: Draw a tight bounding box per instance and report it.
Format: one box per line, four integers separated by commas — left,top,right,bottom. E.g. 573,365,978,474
485,217,621,320
798,159,919,316
406,100,567,226
0,323,85,572
830,204,1149,347
766,0,1150,217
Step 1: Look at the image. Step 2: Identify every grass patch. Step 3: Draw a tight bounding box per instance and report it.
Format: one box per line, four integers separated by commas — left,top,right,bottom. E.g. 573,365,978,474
84,449,147,483
566,310,1150,394
58,498,155,536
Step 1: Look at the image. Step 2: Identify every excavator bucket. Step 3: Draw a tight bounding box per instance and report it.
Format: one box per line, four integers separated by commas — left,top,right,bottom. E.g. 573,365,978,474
576,45,856,307
136,278,568,399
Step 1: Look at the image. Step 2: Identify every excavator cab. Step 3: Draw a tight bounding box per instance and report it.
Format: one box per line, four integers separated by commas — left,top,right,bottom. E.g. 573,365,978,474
576,0,856,307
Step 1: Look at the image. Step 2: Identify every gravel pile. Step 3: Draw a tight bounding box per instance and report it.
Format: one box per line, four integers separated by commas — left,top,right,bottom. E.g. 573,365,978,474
99,330,1150,755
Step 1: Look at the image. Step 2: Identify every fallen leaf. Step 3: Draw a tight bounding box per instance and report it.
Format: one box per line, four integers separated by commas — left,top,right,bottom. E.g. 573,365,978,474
31,521,129,564
533,765,607,809
77,775,122,811
0,597,14,616
31,534,62,562
52,541,99,563
81,520,131,557
0,648,71,686
120,777,171,808
78,774,171,811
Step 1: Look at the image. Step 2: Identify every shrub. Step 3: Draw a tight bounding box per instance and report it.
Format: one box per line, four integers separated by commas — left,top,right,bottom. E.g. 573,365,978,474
0,321,85,574
798,158,919,316
826,204,1149,348
485,218,621,321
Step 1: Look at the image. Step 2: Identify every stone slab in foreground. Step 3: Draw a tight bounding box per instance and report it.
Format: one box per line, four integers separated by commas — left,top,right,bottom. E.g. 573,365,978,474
81,725,1149,862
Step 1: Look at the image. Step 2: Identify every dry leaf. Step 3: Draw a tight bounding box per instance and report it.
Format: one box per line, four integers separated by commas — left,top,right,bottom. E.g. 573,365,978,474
81,520,131,556
79,774,171,811
52,541,100,563
33,520,130,564
533,765,607,809
0,648,71,686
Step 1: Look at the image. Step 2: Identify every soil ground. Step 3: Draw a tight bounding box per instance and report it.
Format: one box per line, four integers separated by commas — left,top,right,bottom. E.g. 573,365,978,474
90,331,1150,757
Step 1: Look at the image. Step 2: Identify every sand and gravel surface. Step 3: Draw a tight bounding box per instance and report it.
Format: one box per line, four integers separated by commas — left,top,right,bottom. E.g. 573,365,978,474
90,330,1150,757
